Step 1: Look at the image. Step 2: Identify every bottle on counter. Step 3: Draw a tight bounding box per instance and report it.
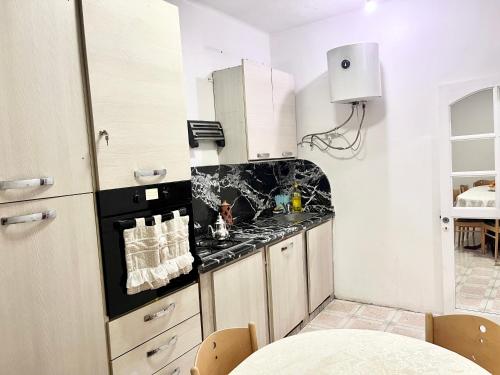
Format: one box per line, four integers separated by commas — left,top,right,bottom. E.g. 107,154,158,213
291,182,302,212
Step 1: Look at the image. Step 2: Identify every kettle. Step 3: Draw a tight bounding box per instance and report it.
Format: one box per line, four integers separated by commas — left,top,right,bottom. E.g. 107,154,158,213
208,214,230,241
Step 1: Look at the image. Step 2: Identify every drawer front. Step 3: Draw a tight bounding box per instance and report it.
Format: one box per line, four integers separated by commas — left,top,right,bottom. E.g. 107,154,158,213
153,346,198,375
111,314,202,375
109,284,199,359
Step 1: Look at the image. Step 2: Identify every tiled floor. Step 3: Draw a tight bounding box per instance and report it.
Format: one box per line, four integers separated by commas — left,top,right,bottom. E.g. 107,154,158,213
455,246,500,314
302,299,425,340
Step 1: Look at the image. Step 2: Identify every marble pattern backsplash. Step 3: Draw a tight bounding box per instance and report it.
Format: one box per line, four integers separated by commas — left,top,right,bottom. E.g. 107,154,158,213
191,159,332,232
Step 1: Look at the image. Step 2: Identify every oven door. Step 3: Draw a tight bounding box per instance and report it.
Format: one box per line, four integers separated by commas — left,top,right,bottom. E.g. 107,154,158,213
99,204,198,320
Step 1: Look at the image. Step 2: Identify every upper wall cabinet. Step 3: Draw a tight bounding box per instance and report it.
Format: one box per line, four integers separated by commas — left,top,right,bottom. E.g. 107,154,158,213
0,0,93,204
213,60,297,164
81,0,191,191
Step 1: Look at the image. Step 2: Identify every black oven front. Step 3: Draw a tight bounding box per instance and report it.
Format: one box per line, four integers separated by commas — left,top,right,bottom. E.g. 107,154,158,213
96,180,199,320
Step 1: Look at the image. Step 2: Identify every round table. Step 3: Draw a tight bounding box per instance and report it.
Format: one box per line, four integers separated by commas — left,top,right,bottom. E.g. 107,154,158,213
456,185,495,207
230,329,490,374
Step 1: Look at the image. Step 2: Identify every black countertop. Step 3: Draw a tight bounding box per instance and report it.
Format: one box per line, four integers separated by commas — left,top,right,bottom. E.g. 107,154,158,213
196,210,335,273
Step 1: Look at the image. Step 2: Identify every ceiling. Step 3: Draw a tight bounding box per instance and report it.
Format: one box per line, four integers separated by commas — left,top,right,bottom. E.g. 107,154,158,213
190,0,372,33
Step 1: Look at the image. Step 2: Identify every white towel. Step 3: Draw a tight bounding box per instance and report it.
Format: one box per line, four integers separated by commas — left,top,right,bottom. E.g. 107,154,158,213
159,210,194,277
123,216,170,295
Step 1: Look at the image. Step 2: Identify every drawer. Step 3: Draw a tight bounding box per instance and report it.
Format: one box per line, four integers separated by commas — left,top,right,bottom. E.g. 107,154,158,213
109,284,200,359
111,314,202,375
153,346,198,375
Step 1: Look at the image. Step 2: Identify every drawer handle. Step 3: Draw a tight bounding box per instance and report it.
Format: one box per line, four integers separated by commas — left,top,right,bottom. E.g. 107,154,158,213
147,335,178,358
281,242,294,252
282,151,293,157
0,177,54,190
171,368,180,375
1,209,56,226
134,169,167,178
144,303,176,322
256,153,270,159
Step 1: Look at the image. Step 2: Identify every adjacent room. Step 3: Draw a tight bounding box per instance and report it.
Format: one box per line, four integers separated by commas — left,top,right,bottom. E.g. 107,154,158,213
1,0,500,374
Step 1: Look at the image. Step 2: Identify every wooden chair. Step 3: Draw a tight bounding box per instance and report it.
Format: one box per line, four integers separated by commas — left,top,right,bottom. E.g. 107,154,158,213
473,179,494,187
425,313,500,374
484,219,500,263
454,219,485,253
191,323,258,375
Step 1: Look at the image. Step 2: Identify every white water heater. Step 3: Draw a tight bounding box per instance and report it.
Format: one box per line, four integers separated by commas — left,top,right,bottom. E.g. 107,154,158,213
327,42,381,104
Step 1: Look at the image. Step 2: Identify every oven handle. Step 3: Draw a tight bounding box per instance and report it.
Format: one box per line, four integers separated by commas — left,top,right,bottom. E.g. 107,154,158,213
144,302,176,322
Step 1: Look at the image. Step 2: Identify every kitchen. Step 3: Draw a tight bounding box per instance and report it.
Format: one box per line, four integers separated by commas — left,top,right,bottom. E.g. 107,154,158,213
1,0,500,374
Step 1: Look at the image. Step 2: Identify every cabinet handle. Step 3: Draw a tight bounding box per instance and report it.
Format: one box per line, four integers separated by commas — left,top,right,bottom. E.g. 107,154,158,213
0,177,54,191
282,151,294,157
144,303,176,322
147,335,178,357
256,153,270,159
134,169,167,178
1,209,56,226
171,368,180,375
281,242,294,252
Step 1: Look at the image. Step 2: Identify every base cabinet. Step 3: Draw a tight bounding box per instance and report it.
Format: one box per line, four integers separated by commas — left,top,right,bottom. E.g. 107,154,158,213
306,221,334,313
0,194,108,374
213,251,269,346
267,233,307,340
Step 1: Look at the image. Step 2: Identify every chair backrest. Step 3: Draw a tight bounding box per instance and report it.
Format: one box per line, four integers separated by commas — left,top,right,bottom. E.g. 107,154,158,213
473,179,494,187
191,323,258,375
425,313,500,374
459,184,469,193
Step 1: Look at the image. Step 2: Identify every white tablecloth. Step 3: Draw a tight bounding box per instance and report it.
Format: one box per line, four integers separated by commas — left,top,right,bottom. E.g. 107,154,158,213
456,185,495,207
230,329,490,375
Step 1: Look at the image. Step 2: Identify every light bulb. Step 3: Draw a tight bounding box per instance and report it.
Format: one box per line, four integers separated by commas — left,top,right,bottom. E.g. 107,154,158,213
365,0,377,13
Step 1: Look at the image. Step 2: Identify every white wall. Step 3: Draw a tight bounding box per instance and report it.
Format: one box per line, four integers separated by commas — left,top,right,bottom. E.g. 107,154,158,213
270,0,500,313
166,0,271,167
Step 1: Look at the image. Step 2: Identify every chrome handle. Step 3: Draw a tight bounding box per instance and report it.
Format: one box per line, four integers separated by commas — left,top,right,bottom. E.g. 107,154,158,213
0,177,54,190
134,169,167,178
144,303,176,322
1,209,56,226
171,368,180,375
282,151,293,157
256,153,270,159
147,335,178,357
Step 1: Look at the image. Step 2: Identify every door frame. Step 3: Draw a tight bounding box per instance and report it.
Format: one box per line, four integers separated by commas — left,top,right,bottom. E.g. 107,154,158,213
439,76,500,315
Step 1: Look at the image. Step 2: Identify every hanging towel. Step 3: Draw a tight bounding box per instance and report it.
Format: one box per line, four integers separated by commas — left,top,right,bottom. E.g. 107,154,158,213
123,216,170,295
159,210,194,277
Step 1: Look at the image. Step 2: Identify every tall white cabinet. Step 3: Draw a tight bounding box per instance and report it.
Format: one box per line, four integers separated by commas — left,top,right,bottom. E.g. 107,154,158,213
213,60,297,164
81,0,191,190
0,1,108,374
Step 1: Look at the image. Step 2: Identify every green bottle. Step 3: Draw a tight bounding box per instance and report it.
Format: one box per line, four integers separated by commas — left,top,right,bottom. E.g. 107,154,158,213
291,182,302,212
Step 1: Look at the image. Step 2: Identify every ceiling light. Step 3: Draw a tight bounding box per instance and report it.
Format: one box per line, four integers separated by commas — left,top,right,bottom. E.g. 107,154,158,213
365,0,377,13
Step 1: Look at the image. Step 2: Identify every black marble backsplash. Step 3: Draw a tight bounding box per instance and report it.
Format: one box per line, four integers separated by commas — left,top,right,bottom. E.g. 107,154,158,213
191,159,332,233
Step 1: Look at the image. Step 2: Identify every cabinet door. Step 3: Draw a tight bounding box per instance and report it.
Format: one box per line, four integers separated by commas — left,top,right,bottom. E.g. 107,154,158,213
82,0,191,190
243,60,276,161
0,194,108,374
306,220,334,313
272,69,297,159
0,0,93,203
213,252,269,346
268,233,306,340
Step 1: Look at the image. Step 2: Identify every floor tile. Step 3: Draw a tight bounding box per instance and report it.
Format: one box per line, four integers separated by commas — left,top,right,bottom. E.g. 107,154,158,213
355,304,396,322
308,311,349,329
485,299,500,314
391,310,425,328
344,316,387,331
325,299,360,315
385,324,425,340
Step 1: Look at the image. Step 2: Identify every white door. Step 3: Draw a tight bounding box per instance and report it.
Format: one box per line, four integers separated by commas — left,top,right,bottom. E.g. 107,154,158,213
439,77,500,313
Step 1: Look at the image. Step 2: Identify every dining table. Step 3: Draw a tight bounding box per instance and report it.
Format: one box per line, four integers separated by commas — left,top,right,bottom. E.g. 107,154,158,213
230,329,490,374
456,185,495,207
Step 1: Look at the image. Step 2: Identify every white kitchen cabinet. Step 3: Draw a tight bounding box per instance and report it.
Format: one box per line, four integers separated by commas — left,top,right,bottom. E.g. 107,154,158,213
81,0,191,190
0,0,93,203
213,60,297,164
267,233,307,340
306,220,334,313
213,252,269,346
0,194,108,374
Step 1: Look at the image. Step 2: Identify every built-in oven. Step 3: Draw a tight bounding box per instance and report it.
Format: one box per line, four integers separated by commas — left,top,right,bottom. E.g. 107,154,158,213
96,180,199,320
